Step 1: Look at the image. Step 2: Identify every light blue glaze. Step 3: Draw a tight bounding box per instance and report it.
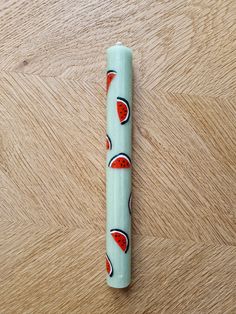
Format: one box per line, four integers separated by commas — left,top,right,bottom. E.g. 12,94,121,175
106,43,133,288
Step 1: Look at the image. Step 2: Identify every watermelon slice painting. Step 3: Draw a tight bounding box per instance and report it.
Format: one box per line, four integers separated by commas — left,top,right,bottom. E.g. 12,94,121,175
117,97,130,125
128,192,132,215
106,254,113,277
106,134,112,150
108,153,131,169
110,229,129,253
106,70,117,94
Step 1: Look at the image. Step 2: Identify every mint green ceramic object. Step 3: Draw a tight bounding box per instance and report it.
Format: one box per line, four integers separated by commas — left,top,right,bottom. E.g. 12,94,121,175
106,43,133,288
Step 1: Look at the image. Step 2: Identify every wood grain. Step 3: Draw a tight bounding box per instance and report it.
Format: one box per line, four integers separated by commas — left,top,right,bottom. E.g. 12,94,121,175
0,0,236,313
0,221,235,313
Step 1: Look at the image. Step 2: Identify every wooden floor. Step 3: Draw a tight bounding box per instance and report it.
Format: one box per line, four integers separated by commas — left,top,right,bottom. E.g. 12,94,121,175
0,0,236,313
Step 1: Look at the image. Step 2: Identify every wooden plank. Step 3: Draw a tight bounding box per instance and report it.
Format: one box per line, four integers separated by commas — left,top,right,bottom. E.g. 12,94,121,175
1,72,235,245
0,221,235,313
0,0,235,312
0,0,235,97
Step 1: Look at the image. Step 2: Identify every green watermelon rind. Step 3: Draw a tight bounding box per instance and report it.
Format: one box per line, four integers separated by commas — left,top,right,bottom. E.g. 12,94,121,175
107,70,117,75
128,192,132,215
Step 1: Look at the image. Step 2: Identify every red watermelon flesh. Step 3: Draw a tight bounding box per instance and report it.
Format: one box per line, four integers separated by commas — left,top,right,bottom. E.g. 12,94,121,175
117,97,130,125
106,134,112,150
106,70,116,94
106,254,113,277
108,153,131,169
110,229,129,253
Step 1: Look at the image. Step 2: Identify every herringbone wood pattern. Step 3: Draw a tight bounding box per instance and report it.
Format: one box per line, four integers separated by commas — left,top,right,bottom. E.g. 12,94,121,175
0,0,235,313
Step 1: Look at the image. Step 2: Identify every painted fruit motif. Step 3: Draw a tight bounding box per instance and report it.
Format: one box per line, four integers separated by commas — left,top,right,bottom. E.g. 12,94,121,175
108,153,131,169
106,70,117,94
106,254,113,277
128,192,132,215
106,134,112,150
117,97,130,125
110,229,129,253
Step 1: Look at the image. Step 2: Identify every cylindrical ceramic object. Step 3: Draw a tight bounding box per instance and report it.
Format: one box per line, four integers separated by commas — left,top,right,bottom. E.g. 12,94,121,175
106,43,133,288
